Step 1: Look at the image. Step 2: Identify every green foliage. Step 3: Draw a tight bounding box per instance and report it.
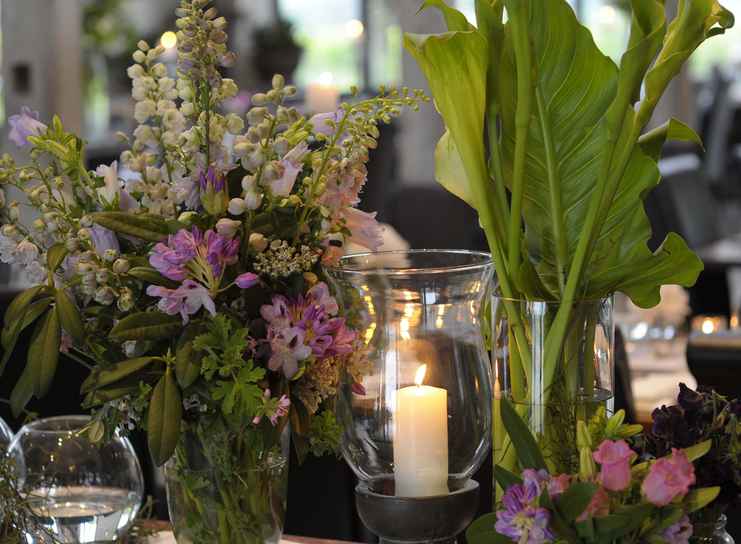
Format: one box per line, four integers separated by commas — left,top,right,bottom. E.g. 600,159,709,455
109,312,182,342
308,409,342,457
147,368,183,466
90,211,170,242
500,395,547,470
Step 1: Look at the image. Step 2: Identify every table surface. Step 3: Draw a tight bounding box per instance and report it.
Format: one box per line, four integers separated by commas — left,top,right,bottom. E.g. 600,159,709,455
137,523,351,544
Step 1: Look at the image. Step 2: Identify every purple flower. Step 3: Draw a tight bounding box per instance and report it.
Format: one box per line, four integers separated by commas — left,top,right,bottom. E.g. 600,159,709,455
344,207,383,251
495,478,555,543
235,272,259,289
199,166,229,215
662,516,693,544
677,382,704,413
90,226,120,256
8,106,47,147
146,280,216,324
309,110,345,137
267,327,312,378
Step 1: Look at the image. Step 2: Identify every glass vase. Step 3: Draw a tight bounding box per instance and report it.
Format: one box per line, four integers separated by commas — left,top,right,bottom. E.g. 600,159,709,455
692,514,735,543
327,250,493,497
164,420,289,544
8,415,144,543
0,417,11,452
492,297,614,478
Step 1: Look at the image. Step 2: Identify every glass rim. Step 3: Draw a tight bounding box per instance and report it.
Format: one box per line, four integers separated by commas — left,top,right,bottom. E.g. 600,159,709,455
19,415,91,434
169,455,288,474
329,249,493,276
492,293,614,305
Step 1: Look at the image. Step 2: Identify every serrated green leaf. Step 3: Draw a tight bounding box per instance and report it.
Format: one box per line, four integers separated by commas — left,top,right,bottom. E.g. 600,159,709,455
81,356,163,393
90,211,169,242
110,312,182,342
46,243,68,274
28,306,61,398
55,289,84,342
128,266,179,289
501,397,547,470
147,370,182,466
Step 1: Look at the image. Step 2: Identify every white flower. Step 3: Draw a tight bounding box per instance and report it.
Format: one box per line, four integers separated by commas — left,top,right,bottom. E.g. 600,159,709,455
220,79,238,99
162,109,185,132
0,234,17,263
132,50,146,64
145,166,162,182
25,261,47,284
158,77,175,92
162,130,178,147
228,197,247,215
127,64,145,79
151,63,167,78
16,240,39,265
181,102,195,116
157,100,177,115
225,113,244,134
134,100,157,123
133,125,155,146
245,191,262,210
95,161,120,205
215,218,241,239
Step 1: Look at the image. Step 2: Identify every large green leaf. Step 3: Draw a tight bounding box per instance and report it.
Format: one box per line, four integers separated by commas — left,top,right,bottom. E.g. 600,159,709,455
0,288,51,376
10,364,34,417
55,289,85,342
147,369,182,466
28,307,61,398
109,312,182,342
175,326,203,389
466,513,511,544
81,356,164,393
500,397,547,470
90,212,169,242
127,266,179,289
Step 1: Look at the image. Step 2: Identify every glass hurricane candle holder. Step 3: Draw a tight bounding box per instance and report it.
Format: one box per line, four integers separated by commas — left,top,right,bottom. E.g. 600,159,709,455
0,417,12,453
328,250,493,543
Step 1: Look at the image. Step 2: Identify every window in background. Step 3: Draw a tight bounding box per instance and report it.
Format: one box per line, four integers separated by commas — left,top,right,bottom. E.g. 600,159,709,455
581,0,631,61
279,0,362,90
367,2,402,89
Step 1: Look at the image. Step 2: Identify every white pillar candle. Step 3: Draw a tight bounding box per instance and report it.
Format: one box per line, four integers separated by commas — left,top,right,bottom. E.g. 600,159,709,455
306,72,340,113
393,364,449,497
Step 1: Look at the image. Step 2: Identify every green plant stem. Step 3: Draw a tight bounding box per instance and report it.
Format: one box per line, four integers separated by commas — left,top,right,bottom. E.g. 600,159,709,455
535,89,568,294
503,0,533,281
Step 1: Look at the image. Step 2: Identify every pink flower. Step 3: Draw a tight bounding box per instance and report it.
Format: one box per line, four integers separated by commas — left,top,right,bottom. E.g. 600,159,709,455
271,395,290,425
547,474,571,498
593,440,636,492
642,449,696,506
8,106,47,147
343,207,383,251
235,272,259,289
253,390,291,426
577,486,610,521
59,330,73,354
146,280,216,324
269,160,301,197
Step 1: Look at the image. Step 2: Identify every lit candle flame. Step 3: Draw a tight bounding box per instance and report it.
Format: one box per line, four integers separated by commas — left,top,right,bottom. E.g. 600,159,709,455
701,318,715,335
414,364,427,387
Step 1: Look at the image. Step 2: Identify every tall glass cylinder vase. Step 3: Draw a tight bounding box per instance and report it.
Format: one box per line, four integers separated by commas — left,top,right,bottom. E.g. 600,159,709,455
492,297,614,479
164,419,289,544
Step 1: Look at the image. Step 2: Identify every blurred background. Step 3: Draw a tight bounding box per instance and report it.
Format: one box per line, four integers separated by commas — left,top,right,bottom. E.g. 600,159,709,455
3,0,741,539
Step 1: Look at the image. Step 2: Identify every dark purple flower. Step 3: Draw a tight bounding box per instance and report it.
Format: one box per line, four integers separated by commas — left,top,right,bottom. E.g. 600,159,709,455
8,106,47,147
495,478,555,543
677,383,703,413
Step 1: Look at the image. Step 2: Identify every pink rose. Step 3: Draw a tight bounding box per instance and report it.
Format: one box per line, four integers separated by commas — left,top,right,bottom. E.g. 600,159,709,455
593,440,637,492
642,449,696,506
577,486,610,521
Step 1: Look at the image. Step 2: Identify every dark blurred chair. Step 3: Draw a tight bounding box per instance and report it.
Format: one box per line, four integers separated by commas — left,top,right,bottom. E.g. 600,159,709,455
647,157,730,317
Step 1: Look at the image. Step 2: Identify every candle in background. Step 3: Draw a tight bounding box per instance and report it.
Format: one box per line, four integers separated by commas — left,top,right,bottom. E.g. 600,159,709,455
306,72,340,114
691,315,727,335
393,364,449,497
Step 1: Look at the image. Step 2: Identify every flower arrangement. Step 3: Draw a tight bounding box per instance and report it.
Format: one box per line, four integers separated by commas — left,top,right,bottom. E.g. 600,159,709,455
0,0,424,540
404,0,734,474
468,400,721,544
637,384,741,535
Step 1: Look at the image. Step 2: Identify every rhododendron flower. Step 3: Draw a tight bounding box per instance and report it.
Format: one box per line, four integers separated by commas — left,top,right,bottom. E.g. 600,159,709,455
261,282,356,378
147,280,216,323
642,449,696,506
495,477,555,544
9,106,47,147
593,439,636,491
662,515,693,544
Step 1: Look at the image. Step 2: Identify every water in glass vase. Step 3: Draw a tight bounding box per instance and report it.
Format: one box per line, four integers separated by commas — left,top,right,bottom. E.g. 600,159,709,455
24,486,140,543
501,389,614,475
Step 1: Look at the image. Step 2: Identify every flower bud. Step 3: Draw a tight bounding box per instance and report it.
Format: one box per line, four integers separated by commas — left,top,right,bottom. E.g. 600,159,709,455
112,258,130,274
215,218,241,239
228,198,247,216
103,248,119,262
117,288,134,312
32,218,46,231
8,203,19,222
1,225,18,238
199,166,229,216
178,211,198,225
132,50,146,64
251,93,268,106
303,272,318,285
248,232,268,253
78,228,92,241
0,188,6,208
272,74,285,90
77,262,93,274
96,269,111,284
225,113,244,135
244,191,262,211
94,286,116,306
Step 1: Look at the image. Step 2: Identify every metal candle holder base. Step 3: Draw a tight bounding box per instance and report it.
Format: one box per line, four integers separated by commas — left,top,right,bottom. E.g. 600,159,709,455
355,479,480,544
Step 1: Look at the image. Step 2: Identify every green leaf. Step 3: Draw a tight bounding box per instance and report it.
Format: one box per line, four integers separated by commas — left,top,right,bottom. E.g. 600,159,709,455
554,482,598,522
4,285,48,326
500,397,547,470
128,266,179,289
90,211,169,242
434,130,474,207
594,503,654,540
10,364,34,417
55,289,84,342
0,292,52,376
81,356,163,394
175,326,203,389
419,0,475,31
639,118,703,161
466,513,511,544
684,486,720,513
28,306,61,398
46,243,69,274
109,312,182,342
147,369,182,466
492,464,522,491
683,439,712,462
